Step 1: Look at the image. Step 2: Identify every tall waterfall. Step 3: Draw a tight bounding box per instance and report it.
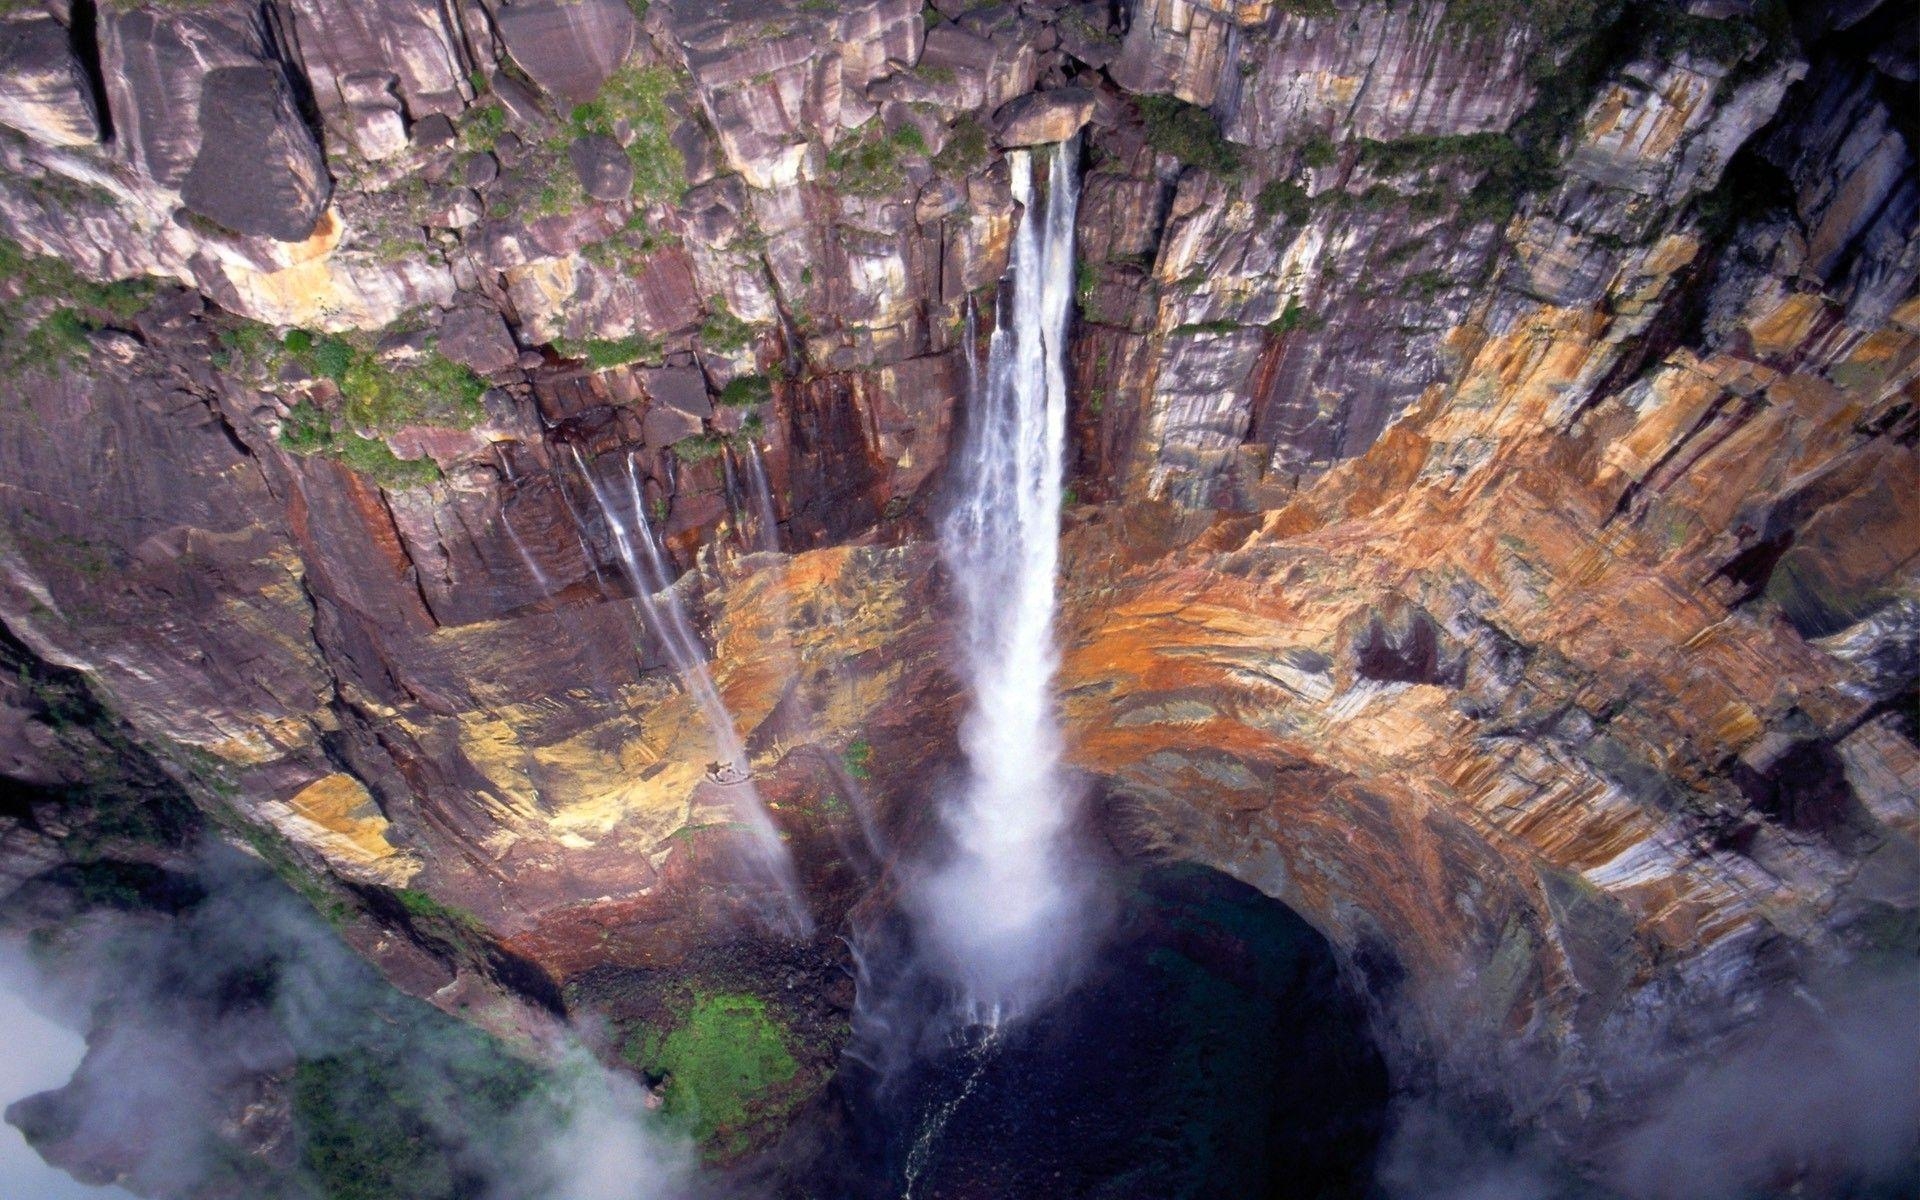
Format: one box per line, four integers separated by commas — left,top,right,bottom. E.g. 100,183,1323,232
568,447,811,935
915,138,1088,1026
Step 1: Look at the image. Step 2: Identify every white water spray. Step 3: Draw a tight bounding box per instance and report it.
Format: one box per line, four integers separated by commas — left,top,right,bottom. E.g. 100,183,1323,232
914,138,1087,1025
568,446,810,934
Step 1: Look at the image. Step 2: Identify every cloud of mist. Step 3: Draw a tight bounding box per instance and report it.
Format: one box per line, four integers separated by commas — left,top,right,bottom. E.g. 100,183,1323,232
2,848,698,1200
0,950,136,1200
1375,962,1920,1200
1605,965,1920,1200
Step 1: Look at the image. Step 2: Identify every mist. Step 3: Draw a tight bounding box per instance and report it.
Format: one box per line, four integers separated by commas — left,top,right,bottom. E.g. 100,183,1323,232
1,847,698,1200
1375,960,1920,1200
0,951,136,1200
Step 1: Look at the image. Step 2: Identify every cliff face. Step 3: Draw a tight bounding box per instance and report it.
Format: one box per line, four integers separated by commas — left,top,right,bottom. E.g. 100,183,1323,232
0,0,1914,1172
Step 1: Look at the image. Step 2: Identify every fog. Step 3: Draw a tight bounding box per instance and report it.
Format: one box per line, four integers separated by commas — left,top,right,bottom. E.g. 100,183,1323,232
1,850,695,1200
0,952,136,1200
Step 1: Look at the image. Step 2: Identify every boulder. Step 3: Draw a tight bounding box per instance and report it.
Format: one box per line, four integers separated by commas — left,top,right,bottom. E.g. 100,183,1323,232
437,307,520,375
569,134,634,202
0,14,102,148
641,364,711,446
496,0,637,107
991,87,1095,147
179,66,331,242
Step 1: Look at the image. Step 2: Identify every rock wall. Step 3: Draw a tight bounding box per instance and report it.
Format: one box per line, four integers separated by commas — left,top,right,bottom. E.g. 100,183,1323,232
0,0,1914,1170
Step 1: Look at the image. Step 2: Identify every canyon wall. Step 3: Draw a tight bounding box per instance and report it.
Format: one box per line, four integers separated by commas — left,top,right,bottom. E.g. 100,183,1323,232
0,0,1914,1170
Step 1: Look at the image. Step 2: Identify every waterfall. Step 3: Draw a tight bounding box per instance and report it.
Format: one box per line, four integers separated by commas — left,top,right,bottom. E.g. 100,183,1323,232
743,440,781,554
567,446,811,935
914,137,1088,1026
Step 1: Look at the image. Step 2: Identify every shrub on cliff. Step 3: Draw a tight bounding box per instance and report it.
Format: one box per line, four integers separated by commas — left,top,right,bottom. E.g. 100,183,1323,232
1139,95,1241,178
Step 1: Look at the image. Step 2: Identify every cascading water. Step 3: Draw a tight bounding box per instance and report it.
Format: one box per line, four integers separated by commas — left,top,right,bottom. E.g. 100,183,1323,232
743,440,782,554
912,136,1091,1027
566,446,811,935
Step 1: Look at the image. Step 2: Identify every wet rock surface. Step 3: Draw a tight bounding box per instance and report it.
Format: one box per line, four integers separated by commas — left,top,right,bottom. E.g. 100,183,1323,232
0,0,1914,1191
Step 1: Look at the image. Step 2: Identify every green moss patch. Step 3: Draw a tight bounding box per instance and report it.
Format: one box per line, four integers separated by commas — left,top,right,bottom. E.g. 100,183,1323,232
0,237,155,375
624,992,801,1155
568,64,688,204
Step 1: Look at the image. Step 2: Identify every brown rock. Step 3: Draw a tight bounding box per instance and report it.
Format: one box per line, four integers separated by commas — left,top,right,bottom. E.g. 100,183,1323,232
437,307,520,376
569,134,635,202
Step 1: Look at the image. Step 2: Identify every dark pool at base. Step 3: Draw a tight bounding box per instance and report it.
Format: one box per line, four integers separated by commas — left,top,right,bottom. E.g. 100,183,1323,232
777,863,1390,1200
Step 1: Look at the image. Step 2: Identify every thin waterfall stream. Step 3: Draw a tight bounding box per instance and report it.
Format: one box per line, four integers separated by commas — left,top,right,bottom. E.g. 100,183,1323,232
566,446,811,935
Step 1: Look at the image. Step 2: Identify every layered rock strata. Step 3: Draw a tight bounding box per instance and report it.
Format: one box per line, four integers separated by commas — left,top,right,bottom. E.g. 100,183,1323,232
0,0,1913,1176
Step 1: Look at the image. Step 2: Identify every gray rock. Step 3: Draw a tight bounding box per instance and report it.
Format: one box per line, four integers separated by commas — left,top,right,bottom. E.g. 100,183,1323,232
497,0,638,107
569,134,634,202
179,66,331,243
425,185,483,229
411,112,457,149
463,152,500,190
289,0,470,128
641,365,712,445
0,14,102,148
991,87,1094,147
490,75,553,135
438,307,520,375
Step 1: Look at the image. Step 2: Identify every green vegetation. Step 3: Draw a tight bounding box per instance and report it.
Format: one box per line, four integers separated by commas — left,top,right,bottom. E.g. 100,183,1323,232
293,1021,544,1200
673,432,728,464
554,332,663,369
458,101,508,153
1256,179,1310,222
1268,298,1321,334
1274,0,1336,15
567,64,688,203
1170,318,1243,337
0,237,155,374
263,328,483,488
1298,134,1338,169
718,373,772,406
826,121,927,196
842,737,873,782
699,295,757,353
1444,0,1604,42
1139,95,1240,177
624,993,800,1154
933,116,990,178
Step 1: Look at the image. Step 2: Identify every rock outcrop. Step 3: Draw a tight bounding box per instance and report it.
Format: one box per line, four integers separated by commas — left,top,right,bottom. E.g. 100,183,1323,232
0,0,1914,1183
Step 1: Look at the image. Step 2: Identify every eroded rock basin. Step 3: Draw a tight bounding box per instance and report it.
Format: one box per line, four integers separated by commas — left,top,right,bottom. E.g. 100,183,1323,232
773,863,1390,1200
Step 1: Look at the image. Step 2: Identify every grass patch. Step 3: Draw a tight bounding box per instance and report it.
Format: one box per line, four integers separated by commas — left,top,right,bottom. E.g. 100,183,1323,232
554,332,663,370
1256,179,1310,222
842,738,873,782
1139,95,1240,177
0,237,155,374
933,116,990,178
699,295,757,353
673,432,727,464
567,63,687,203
